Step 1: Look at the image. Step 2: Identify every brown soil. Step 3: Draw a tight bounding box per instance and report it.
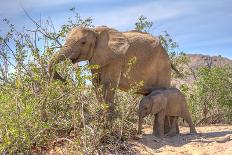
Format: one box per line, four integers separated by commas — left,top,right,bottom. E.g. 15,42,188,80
130,125,232,155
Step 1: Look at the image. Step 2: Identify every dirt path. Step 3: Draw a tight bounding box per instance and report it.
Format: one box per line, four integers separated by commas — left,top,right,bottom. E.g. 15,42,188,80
130,125,232,155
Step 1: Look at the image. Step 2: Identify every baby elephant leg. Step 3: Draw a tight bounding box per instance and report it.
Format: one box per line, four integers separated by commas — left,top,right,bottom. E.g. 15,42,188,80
156,110,165,137
181,111,197,134
165,116,178,137
176,118,180,134
173,116,180,134
153,114,159,136
164,116,171,134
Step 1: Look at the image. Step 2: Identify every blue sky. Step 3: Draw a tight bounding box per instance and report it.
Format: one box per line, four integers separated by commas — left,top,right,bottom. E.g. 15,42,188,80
0,0,232,59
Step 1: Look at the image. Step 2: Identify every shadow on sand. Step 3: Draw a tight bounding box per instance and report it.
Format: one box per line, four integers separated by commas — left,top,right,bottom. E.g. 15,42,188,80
134,130,232,150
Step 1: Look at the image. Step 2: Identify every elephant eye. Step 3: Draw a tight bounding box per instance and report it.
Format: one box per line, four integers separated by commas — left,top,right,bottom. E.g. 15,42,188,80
81,41,86,45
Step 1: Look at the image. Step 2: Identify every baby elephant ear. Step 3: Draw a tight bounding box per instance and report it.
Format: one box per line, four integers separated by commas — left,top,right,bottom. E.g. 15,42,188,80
93,26,130,66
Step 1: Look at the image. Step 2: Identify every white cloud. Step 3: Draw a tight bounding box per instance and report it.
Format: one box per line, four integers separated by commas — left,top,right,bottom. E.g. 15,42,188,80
0,0,76,15
84,1,191,29
21,0,191,32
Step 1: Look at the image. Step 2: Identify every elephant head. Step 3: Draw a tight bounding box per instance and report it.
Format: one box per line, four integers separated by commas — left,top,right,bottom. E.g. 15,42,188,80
137,97,152,134
137,93,167,134
48,26,130,80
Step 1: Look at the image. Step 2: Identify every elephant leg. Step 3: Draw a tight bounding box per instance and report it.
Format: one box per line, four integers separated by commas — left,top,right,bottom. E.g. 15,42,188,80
166,116,178,137
153,114,159,136
181,111,197,134
164,116,171,134
102,81,118,120
171,116,180,135
101,63,122,120
156,110,165,137
176,117,180,134
92,70,104,104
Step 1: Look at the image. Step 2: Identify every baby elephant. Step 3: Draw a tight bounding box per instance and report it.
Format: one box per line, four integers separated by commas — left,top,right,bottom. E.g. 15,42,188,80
138,88,197,137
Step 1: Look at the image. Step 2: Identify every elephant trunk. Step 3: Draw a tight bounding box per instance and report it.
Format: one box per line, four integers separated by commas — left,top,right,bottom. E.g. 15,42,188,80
48,48,70,82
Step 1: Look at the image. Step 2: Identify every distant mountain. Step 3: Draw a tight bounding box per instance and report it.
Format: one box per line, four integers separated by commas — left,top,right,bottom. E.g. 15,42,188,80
172,54,232,86
187,54,232,70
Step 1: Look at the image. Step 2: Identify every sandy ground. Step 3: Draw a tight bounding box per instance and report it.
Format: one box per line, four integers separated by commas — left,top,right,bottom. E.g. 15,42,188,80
130,125,232,155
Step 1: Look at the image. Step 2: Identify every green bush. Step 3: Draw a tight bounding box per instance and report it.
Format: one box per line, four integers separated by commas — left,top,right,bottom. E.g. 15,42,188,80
180,66,232,124
0,64,139,154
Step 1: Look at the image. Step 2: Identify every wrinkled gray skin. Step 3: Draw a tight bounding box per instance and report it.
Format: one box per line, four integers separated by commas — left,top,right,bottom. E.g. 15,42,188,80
48,26,172,116
138,88,197,137
153,116,180,137
154,116,180,137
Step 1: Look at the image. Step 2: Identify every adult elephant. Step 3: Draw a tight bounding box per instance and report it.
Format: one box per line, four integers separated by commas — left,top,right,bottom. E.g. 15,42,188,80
48,26,172,115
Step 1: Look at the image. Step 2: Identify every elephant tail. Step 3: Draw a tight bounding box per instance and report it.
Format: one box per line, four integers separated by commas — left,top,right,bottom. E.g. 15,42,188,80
171,63,183,78
135,91,150,96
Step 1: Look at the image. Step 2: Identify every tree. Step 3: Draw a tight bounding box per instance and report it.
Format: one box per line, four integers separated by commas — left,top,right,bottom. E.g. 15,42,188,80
134,15,153,32
182,66,232,123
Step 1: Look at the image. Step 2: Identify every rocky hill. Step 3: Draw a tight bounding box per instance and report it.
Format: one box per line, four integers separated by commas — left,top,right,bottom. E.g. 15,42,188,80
187,54,232,70
172,54,232,86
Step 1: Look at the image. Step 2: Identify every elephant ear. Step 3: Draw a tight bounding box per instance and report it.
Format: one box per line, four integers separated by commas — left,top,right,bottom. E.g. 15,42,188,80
150,94,167,114
91,26,130,66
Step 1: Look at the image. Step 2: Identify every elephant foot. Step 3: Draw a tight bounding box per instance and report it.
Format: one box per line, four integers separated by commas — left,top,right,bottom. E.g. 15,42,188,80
152,130,162,137
152,130,158,136
153,132,164,138
165,131,178,137
152,131,157,135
